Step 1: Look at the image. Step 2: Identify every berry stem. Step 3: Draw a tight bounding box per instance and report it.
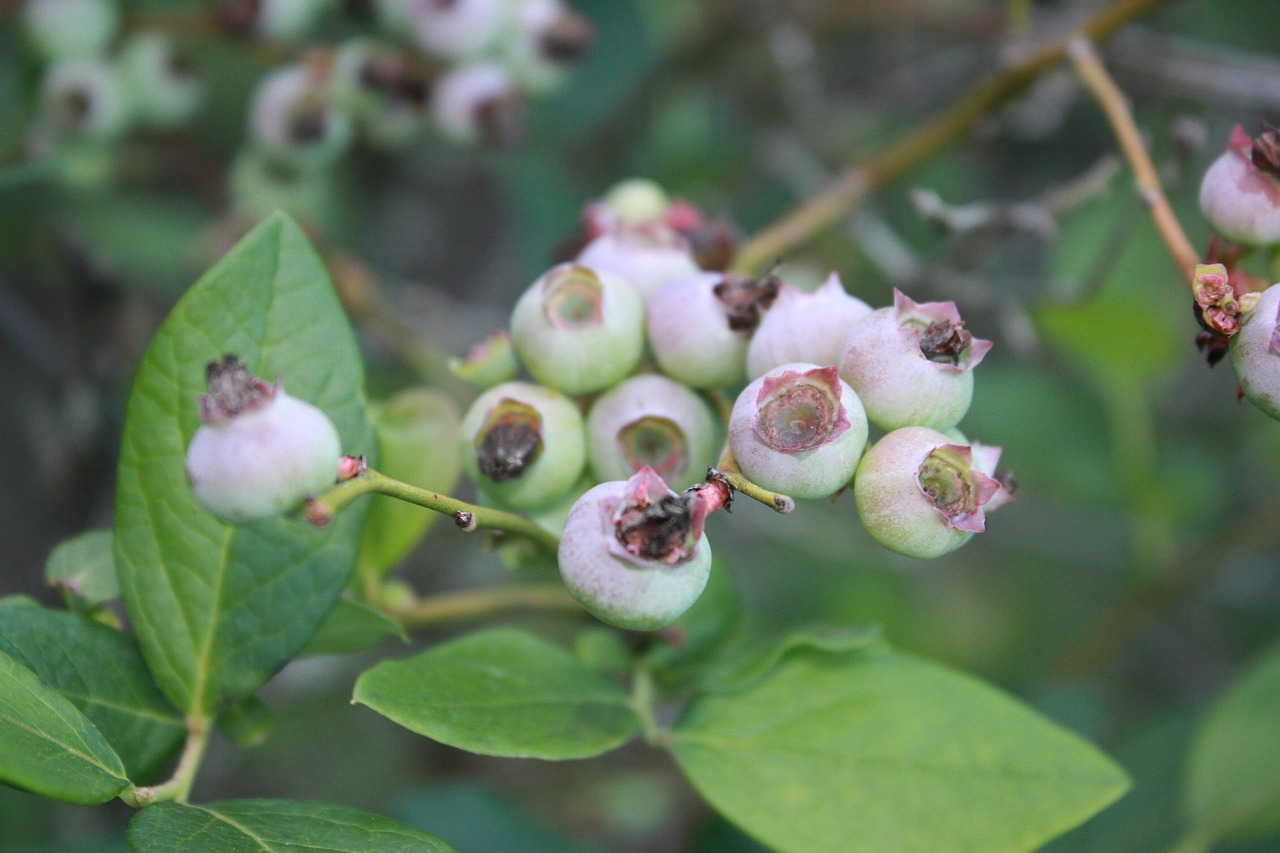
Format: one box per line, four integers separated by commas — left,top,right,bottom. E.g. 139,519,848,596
306,467,561,555
731,0,1174,273
715,447,796,514
118,714,211,807
1067,36,1200,288
379,582,583,630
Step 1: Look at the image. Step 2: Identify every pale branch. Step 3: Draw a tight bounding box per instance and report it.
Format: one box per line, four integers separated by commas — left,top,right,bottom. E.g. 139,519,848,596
733,0,1176,272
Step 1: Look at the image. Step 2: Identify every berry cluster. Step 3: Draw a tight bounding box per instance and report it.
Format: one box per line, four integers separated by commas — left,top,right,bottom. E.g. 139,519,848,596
1197,124,1280,419
456,179,1014,629
22,0,202,185
20,0,591,193
181,181,1014,632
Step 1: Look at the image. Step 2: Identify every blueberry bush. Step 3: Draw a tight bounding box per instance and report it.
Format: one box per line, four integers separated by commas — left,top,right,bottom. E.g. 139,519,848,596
3,1,1280,851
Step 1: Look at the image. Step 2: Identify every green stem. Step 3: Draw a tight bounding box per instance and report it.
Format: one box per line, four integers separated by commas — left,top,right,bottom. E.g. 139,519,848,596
384,583,584,630
630,661,664,747
308,468,560,555
119,714,211,807
714,447,796,514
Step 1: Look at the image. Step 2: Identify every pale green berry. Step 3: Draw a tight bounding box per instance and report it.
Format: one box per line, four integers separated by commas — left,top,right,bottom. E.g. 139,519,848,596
854,426,1007,559
1230,282,1280,419
459,381,586,509
586,373,718,488
510,263,644,396
728,364,867,499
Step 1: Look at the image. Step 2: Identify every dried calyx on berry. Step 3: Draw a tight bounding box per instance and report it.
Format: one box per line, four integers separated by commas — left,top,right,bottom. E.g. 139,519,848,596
459,381,586,509
1199,124,1280,247
728,364,868,499
854,427,1013,559
1193,262,1258,366
558,467,724,630
840,289,991,431
647,269,780,389
185,355,342,523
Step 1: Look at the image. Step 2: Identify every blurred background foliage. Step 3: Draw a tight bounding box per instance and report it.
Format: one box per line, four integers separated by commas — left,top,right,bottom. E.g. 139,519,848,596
2,0,1280,850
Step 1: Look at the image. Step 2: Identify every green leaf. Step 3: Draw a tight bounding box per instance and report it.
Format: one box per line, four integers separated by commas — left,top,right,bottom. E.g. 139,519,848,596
669,642,1130,853
357,388,461,584
0,600,183,783
698,622,883,694
45,529,119,609
0,649,130,804
113,212,376,718
126,799,455,852
215,695,273,749
353,628,638,759
300,598,407,657
1184,642,1280,841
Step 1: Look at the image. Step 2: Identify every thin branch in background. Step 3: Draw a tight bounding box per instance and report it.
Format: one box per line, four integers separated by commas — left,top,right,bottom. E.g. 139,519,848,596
1067,35,1200,287
733,0,1175,272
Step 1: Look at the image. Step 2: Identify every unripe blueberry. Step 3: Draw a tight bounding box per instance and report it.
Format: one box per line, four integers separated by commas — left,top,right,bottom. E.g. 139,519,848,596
854,426,1008,559
599,179,671,228
839,289,991,431
185,355,342,523
331,39,433,148
728,364,867,499
460,381,585,509
431,62,523,147
746,272,872,380
647,270,780,389
576,225,701,304
407,0,508,59
500,0,594,94
249,64,354,171
1199,125,1280,247
586,374,719,487
558,467,712,630
22,0,119,61
449,329,518,390
1230,281,1280,419
119,34,203,129
39,58,129,141
510,263,644,396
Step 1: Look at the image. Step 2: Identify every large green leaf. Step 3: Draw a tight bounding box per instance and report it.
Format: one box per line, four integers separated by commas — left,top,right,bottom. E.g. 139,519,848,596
669,641,1130,853
126,799,455,852
353,628,638,759
0,649,130,805
1184,642,1280,842
113,213,376,717
0,600,183,783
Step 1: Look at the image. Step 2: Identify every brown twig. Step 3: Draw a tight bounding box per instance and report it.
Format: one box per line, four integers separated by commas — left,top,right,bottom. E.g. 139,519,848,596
1067,36,1200,286
733,0,1175,273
